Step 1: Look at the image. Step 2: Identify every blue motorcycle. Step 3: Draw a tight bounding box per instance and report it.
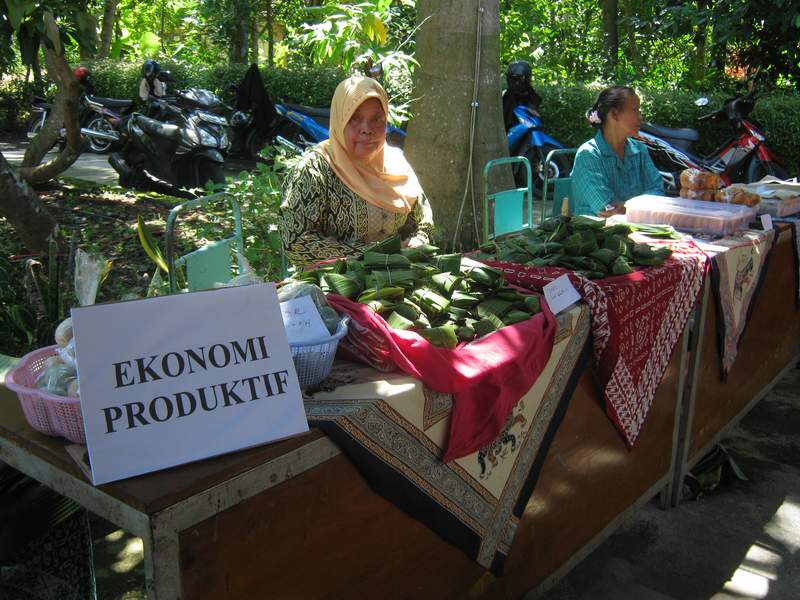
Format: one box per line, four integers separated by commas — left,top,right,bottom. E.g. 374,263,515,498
274,102,406,152
507,104,572,197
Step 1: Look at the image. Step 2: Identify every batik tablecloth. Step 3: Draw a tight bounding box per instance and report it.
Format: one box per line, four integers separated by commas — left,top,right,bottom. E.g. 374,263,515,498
326,293,557,462
305,303,591,573
692,229,777,379
477,240,707,448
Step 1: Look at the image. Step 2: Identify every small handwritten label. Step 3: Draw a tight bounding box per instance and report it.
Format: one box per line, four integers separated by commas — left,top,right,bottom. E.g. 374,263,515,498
543,274,581,315
760,213,773,231
280,295,330,344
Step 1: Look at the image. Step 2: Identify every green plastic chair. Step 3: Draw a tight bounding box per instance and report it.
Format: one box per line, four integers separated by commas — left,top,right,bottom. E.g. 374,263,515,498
165,192,245,293
540,148,578,221
482,156,533,243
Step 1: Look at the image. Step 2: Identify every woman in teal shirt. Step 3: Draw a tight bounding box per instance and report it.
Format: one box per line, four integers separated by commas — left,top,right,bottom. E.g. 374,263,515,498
571,86,664,216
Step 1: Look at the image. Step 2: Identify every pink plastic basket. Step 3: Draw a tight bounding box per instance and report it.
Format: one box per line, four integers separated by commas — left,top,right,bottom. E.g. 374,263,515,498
4,345,86,444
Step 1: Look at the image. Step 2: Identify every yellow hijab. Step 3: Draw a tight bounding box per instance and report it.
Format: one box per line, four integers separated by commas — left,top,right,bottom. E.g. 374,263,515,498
315,76,420,214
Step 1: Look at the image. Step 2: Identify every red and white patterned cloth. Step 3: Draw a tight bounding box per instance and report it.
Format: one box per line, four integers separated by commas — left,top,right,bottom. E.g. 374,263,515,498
478,240,708,448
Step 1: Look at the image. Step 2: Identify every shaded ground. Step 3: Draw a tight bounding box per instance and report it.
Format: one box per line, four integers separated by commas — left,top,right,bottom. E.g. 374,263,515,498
539,366,800,600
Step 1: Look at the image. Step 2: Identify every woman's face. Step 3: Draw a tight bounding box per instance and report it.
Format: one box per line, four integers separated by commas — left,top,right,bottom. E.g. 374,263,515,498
610,94,642,137
344,97,386,160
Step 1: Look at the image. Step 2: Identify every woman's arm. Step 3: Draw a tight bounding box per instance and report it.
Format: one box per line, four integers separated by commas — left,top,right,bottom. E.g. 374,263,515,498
641,149,665,195
401,190,435,247
571,149,616,216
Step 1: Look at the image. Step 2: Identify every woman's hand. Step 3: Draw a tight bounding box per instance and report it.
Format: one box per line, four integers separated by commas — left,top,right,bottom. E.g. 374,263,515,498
402,237,424,248
598,202,626,218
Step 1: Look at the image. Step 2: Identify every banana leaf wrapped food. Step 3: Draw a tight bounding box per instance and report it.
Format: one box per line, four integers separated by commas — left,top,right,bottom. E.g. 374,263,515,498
477,216,675,279
292,236,543,347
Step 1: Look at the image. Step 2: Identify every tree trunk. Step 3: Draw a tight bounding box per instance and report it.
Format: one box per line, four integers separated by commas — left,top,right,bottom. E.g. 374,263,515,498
0,152,57,252
20,13,83,185
405,0,510,252
98,0,119,59
267,0,274,67
250,13,259,64
228,0,251,63
600,0,618,76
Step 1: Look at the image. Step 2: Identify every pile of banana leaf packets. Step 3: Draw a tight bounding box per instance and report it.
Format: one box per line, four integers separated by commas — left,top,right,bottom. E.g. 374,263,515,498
292,236,545,350
472,215,679,280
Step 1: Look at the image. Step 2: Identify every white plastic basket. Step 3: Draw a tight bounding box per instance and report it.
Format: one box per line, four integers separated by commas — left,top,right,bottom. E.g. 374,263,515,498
290,317,349,388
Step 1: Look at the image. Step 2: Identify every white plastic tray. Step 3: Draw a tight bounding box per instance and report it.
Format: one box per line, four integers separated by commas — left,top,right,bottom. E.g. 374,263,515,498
625,194,756,236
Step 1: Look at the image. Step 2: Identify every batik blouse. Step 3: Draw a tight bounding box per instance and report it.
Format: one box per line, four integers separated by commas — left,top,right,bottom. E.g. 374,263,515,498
279,150,435,268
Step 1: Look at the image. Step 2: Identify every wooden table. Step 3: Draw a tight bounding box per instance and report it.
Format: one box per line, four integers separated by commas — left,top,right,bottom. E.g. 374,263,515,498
0,299,689,599
668,223,800,506
0,382,340,599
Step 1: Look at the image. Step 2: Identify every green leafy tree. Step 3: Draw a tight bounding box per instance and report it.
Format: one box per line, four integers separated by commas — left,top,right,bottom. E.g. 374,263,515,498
290,0,417,120
661,0,800,89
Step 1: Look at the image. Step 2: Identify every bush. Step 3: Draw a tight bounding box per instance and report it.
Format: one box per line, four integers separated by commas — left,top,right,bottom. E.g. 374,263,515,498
0,78,56,134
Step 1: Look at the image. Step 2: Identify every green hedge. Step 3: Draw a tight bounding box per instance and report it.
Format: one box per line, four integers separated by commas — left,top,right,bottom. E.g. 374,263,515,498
0,61,345,134
538,84,800,174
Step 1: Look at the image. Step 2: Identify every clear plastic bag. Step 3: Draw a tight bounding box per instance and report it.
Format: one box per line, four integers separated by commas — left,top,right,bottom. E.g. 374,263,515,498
217,253,264,287
278,281,340,335
36,362,78,397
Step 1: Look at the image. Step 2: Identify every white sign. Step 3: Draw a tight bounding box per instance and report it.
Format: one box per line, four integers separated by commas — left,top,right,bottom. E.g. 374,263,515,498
280,295,329,344
543,274,582,314
72,283,308,485
760,213,773,231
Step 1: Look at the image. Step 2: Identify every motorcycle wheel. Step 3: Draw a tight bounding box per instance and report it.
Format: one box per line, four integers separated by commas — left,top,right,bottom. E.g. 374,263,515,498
28,116,44,138
195,159,226,188
246,130,266,161
85,115,114,154
746,156,790,183
516,144,573,199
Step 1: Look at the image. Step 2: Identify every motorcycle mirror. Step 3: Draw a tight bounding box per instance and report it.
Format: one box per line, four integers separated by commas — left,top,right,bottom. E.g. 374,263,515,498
694,97,710,107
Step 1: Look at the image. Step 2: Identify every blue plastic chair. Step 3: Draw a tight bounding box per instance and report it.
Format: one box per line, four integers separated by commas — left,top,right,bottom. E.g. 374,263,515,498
482,156,534,243
540,148,578,220
165,192,245,293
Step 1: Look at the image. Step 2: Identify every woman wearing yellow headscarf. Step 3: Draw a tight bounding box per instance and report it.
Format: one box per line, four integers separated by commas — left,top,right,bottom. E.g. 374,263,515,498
279,76,434,267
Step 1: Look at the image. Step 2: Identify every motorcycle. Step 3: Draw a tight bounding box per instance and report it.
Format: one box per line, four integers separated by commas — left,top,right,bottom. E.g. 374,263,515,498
273,102,407,154
636,92,791,195
507,104,571,196
27,95,55,140
108,88,230,197
80,95,136,153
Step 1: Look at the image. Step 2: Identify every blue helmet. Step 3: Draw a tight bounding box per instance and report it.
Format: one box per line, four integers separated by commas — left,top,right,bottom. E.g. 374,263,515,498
142,59,160,81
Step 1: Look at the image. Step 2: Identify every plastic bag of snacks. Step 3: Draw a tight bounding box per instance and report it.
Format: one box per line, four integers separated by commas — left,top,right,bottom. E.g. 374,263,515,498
717,185,761,207
680,168,722,191
277,281,340,335
35,250,109,398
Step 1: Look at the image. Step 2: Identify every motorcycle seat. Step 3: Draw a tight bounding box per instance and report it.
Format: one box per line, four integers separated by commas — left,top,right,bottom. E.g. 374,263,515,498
86,95,134,109
285,103,330,119
640,122,700,143
135,115,181,140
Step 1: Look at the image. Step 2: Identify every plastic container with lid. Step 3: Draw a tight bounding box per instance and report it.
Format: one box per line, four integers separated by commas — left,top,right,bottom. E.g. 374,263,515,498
625,194,756,236
757,196,800,218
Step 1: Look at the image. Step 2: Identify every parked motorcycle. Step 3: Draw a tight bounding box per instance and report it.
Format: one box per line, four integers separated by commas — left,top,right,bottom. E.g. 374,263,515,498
507,104,571,196
636,92,791,194
80,95,135,153
108,88,230,197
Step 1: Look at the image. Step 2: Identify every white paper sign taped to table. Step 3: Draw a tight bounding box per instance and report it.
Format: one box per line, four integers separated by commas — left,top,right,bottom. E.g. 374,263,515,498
760,213,773,231
280,295,329,344
543,274,581,314
72,283,308,485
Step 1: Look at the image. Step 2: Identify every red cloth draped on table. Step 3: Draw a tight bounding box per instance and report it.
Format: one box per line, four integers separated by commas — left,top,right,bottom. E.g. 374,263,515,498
477,240,708,448
326,294,557,461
